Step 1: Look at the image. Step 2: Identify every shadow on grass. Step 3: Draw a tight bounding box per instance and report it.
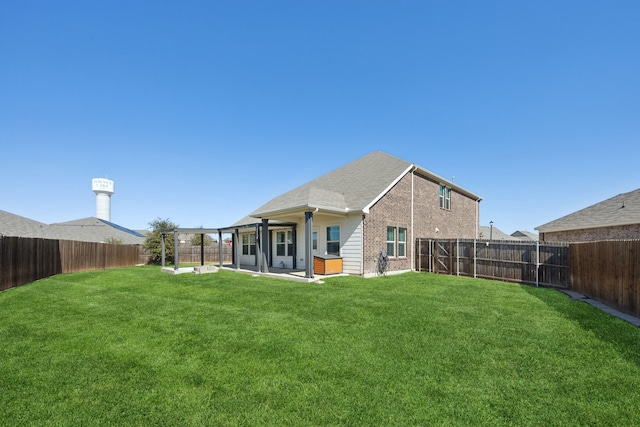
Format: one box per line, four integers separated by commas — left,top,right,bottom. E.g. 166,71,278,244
522,285,640,368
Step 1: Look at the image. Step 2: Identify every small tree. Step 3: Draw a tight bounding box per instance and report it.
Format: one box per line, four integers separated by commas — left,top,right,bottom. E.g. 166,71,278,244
190,233,214,247
143,218,178,265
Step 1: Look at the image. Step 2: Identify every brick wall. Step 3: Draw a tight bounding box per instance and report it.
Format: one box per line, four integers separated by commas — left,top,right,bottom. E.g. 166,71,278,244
412,172,478,240
363,172,479,275
541,224,640,242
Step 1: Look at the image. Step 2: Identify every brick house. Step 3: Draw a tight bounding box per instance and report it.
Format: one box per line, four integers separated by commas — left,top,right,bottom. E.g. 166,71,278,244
222,151,481,277
536,188,640,242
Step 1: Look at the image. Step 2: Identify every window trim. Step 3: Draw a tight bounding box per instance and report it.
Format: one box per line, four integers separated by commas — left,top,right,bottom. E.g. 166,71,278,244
242,233,256,256
386,226,396,257
398,227,407,258
312,229,318,251
326,225,340,256
439,185,451,211
276,230,294,257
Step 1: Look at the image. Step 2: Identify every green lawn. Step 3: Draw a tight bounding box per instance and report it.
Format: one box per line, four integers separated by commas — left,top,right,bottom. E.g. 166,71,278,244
1,267,639,426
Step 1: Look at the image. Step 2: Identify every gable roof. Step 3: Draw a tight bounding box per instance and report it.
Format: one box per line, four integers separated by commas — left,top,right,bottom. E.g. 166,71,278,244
0,210,145,244
0,210,51,238
478,225,514,240
48,217,146,244
536,188,640,233
511,230,538,241
250,151,481,218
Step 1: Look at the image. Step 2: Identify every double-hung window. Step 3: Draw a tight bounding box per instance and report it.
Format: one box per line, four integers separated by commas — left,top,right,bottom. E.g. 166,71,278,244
439,185,451,210
387,227,407,258
386,227,396,257
276,230,293,256
398,228,407,257
326,226,340,256
242,234,256,255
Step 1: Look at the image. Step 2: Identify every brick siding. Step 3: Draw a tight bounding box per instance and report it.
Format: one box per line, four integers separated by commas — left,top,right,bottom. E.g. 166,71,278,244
363,172,479,275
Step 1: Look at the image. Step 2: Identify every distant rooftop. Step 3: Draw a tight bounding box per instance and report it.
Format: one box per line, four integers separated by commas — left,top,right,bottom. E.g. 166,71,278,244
0,210,145,245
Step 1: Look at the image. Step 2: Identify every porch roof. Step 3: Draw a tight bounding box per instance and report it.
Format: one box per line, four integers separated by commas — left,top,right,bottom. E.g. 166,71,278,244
162,227,220,235
216,216,298,233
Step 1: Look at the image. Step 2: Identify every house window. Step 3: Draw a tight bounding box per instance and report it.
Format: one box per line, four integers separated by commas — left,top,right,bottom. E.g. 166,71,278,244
242,234,256,255
326,226,340,256
439,185,451,210
276,230,293,256
312,231,318,250
386,227,396,257
386,227,407,258
398,228,407,257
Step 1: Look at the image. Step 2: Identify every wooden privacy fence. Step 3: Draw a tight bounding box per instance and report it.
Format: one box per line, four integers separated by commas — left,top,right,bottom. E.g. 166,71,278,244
0,236,144,291
570,240,640,318
177,245,233,264
416,239,570,288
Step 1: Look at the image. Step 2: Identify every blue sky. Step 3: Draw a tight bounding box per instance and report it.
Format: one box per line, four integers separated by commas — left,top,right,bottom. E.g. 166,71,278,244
2,1,639,235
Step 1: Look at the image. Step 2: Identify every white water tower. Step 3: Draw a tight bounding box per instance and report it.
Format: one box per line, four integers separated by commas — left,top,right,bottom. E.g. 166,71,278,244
92,178,115,221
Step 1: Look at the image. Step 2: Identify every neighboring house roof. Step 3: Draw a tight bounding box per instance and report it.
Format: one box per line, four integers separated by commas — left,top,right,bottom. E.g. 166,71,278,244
1,210,145,244
0,210,51,238
250,151,481,219
511,230,538,241
48,217,146,244
536,188,640,233
478,225,513,240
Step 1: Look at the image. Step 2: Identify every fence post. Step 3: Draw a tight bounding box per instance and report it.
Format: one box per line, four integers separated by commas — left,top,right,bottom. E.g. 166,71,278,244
456,238,460,276
429,239,433,273
536,240,540,287
473,239,477,278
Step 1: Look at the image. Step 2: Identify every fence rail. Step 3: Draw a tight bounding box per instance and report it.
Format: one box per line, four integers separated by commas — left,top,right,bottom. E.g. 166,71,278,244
1,236,144,291
416,239,570,288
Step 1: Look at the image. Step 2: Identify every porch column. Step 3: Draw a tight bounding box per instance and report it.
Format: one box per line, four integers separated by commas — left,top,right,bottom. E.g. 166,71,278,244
255,224,261,270
234,228,240,270
200,233,205,266
218,231,223,267
292,225,297,270
161,233,166,268
174,230,179,271
305,211,314,279
261,219,270,273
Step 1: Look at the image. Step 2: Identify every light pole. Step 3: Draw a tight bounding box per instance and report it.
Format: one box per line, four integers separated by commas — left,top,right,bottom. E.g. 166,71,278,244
489,221,494,241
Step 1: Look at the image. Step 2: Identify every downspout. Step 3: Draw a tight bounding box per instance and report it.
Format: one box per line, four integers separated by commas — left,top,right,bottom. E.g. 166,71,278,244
361,214,365,275
411,166,416,271
475,199,479,238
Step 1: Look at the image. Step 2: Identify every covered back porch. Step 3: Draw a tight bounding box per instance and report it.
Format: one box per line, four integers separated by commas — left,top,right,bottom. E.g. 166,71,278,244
160,213,330,281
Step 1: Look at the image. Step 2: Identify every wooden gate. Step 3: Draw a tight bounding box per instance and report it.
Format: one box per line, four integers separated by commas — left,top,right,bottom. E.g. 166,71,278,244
433,240,453,274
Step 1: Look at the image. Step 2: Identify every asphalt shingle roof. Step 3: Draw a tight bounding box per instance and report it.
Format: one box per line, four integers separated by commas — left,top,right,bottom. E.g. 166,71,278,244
250,151,481,218
0,210,145,244
0,210,51,238
251,151,413,217
536,188,640,232
49,218,146,244
478,225,514,240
